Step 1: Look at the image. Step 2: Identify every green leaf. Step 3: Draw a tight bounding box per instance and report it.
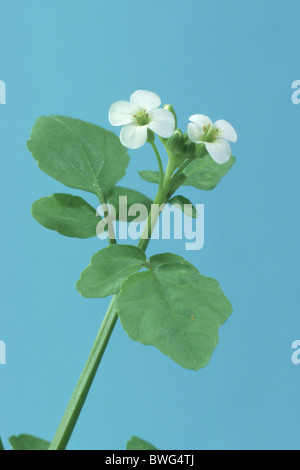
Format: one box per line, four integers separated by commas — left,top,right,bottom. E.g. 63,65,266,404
126,436,158,451
139,157,235,192
107,186,152,222
9,434,50,451
168,195,198,218
117,253,232,370
32,194,100,238
138,170,160,184
27,116,130,195
0,438,5,451
183,155,236,191
76,245,146,298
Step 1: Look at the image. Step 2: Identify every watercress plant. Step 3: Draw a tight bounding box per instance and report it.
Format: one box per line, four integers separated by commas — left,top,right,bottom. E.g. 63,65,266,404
2,90,237,451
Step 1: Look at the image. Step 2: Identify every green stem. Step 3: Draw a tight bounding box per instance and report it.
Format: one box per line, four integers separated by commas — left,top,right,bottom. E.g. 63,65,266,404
49,140,169,451
150,141,164,192
49,296,118,451
138,140,170,252
163,158,176,188
96,186,117,245
137,191,166,253
170,156,195,187
169,143,208,190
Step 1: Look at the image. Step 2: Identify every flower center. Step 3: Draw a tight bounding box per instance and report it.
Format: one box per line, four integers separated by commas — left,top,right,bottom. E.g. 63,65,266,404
202,124,219,143
134,110,150,126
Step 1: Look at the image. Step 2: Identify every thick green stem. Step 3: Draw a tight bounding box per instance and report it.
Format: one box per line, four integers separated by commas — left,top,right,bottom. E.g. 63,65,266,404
49,139,172,451
138,141,169,252
137,191,166,252
163,158,176,188
169,156,195,188
49,296,118,451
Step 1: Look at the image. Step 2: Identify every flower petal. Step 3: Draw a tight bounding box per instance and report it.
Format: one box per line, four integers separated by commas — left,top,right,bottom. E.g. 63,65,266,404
187,122,204,143
120,123,148,149
214,120,238,142
130,90,161,112
189,114,213,128
109,101,138,126
205,139,232,164
148,109,175,138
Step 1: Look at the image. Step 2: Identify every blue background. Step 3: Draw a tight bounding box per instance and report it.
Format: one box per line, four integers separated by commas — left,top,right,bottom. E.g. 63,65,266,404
0,0,299,450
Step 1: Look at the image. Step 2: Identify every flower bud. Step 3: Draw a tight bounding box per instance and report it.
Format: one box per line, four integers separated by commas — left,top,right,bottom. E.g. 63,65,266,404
146,129,155,144
183,140,196,158
163,104,177,129
166,129,184,156
180,132,196,158
195,142,208,159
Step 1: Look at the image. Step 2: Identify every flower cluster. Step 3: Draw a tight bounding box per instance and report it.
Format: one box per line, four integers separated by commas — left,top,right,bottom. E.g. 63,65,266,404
109,90,237,164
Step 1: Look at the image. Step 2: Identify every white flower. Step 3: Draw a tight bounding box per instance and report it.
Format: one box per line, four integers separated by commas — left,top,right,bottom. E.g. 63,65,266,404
187,114,237,164
109,90,175,149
